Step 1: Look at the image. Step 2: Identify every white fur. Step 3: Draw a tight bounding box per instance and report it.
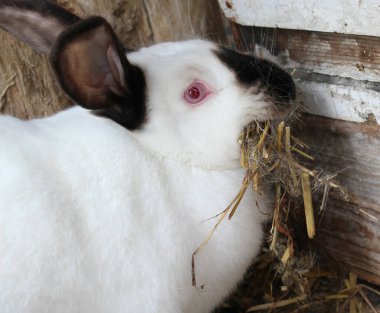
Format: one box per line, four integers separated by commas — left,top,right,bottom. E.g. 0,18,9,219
0,40,273,313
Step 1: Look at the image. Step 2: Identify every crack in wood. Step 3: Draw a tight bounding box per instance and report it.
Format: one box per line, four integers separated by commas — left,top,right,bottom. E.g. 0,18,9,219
0,73,16,110
292,70,380,93
140,0,155,42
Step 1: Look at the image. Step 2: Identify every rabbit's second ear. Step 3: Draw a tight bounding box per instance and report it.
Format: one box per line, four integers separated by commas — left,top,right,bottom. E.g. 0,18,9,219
0,0,80,53
51,17,146,129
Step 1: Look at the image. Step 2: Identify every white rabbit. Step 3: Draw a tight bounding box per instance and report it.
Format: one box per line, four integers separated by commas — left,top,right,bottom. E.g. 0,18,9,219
0,1,295,312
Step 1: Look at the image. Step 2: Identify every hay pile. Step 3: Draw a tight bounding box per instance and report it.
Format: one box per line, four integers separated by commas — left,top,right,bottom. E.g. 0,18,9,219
194,118,380,312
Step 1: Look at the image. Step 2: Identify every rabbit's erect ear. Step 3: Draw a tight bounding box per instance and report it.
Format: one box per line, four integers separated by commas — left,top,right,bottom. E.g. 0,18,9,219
0,0,80,53
51,17,146,129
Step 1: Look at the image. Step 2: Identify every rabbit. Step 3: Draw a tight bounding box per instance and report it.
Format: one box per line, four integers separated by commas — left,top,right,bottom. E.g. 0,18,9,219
0,1,295,312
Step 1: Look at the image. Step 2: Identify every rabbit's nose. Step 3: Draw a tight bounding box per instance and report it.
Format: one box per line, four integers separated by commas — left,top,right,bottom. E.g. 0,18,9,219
215,46,296,107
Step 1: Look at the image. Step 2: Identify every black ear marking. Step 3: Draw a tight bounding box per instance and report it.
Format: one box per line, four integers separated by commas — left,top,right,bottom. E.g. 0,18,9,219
51,16,146,130
0,0,80,53
215,47,296,105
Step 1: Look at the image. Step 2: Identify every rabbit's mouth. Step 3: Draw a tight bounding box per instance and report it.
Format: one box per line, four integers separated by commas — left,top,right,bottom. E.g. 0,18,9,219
239,85,296,125
245,81,297,122
266,92,298,122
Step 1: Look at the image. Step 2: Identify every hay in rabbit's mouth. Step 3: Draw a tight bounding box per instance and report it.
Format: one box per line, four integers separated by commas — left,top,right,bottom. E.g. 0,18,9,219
191,113,379,311
235,120,380,312
238,118,340,258
191,116,339,285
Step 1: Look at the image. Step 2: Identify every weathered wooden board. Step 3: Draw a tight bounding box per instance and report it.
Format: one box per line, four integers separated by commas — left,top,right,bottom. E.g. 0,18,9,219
238,26,380,123
296,114,380,284
0,0,226,119
240,27,380,122
218,0,380,37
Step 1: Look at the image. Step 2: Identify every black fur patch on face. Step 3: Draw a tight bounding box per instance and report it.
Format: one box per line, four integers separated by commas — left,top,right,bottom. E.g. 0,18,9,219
215,47,295,104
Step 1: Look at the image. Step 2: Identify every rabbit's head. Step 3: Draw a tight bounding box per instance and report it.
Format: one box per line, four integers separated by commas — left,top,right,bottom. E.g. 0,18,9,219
0,1,295,169
129,40,294,168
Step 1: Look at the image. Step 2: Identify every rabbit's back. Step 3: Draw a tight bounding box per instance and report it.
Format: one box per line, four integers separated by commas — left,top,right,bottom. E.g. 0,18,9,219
0,108,265,313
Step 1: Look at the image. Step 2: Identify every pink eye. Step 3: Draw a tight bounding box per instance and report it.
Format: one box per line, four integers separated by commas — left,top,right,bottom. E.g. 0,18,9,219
184,82,210,105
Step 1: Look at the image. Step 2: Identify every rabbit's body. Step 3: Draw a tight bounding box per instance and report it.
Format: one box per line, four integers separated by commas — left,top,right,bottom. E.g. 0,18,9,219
0,1,296,312
0,107,264,313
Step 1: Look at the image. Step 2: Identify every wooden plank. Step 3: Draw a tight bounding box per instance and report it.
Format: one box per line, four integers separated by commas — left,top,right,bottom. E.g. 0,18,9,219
237,26,380,123
218,0,380,37
295,114,380,284
251,28,380,77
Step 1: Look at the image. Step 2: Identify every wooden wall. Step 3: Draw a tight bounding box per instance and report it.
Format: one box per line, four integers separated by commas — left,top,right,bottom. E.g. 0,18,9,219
230,23,380,284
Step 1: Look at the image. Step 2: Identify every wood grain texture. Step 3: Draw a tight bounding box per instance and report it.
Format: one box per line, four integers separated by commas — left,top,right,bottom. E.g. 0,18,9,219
236,26,380,123
0,37,70,118
142,0,226,43
255,28,380,77
0,0,226,119
295,114,380,284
